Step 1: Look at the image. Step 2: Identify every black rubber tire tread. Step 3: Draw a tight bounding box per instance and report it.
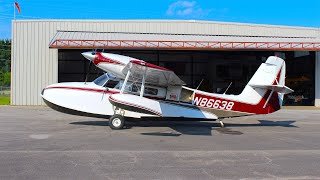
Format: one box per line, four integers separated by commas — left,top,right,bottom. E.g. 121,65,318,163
109,115,125,130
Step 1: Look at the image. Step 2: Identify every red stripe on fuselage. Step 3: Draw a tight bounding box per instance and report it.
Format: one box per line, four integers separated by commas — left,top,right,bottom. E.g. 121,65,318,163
194,90,279,114
45,86,166,100
45,86,118,94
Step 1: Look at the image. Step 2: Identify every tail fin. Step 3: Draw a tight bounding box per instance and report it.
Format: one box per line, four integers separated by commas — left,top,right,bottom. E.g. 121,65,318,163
239,56,293,113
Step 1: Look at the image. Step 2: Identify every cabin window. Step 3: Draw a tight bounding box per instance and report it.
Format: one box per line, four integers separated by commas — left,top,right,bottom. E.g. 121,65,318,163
179,88,193,103
144,87,158,95
131,84,139,93
114,81,159,96
114,81,139,93
104,80,119,88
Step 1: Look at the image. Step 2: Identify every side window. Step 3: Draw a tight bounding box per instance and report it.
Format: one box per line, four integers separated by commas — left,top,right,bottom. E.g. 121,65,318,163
104,80,119,88
113,81,158,96
145,87,158,95
114,81,123,90
131,84,139,93
113,82,138,93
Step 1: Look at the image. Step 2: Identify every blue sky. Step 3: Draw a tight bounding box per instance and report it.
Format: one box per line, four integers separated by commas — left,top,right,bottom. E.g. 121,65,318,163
1,0,320,39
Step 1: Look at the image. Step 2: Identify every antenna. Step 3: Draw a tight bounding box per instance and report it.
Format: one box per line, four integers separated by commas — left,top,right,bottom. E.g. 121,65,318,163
191,79,204,105
223,82,232,95
195,79,204,90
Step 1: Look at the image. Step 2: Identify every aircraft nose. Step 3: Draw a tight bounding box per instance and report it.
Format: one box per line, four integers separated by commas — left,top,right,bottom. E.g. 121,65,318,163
81,52,96,61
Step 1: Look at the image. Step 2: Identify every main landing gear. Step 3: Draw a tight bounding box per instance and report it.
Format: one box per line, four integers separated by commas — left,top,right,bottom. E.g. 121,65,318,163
109,107,126,130
109,114,125,130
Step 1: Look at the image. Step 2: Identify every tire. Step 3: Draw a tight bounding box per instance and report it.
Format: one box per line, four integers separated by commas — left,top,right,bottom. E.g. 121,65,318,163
109,115,125,130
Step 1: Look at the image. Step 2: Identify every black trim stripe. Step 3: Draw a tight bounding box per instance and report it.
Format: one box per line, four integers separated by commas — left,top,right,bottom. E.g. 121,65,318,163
109,96,162,116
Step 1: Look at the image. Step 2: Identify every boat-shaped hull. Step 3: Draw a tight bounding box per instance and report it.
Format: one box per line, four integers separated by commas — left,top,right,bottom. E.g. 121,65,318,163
41,82,152,118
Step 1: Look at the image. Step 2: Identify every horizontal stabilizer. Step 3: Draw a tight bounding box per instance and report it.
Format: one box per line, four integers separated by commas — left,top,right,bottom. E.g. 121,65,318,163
250,84,294,94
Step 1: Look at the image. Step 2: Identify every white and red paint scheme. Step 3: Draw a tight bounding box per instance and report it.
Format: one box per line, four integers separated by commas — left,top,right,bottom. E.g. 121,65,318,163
41,52,293,129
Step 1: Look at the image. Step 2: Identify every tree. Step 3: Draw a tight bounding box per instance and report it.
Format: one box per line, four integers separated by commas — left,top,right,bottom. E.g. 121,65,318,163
0,71,10,86
0,39,11,86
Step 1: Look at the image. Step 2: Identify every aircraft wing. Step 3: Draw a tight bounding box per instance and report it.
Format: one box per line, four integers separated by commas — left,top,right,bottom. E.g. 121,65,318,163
122,60,185,87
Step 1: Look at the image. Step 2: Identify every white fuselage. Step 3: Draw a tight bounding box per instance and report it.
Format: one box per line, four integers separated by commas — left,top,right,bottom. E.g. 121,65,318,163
41,81,218,119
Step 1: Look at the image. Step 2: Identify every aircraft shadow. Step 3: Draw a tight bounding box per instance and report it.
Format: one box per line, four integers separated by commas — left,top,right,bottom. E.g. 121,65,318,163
225,120,297,128
70,119,297,136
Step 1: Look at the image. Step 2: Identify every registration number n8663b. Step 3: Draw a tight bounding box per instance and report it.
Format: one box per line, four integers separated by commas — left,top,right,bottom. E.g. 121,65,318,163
193,96,234,110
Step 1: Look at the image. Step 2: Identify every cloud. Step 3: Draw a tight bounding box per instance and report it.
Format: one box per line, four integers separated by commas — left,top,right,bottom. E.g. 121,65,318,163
166,1,211,18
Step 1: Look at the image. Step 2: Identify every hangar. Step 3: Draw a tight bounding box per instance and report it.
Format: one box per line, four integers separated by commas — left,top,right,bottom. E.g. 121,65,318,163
11,20,320,106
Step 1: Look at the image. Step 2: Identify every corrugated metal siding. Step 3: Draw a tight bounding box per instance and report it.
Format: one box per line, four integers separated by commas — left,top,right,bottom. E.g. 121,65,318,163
12,21,58,105
11,20,320,105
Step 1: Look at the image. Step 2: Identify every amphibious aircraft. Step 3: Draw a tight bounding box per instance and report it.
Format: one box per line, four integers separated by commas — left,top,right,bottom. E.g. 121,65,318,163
41,52,293,130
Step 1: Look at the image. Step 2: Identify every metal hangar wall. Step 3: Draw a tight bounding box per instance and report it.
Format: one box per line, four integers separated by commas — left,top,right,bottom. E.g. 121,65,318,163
11,20,320,106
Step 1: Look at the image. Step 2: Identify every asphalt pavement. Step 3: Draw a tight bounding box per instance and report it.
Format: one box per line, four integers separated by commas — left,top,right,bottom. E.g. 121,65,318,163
0,106,320,179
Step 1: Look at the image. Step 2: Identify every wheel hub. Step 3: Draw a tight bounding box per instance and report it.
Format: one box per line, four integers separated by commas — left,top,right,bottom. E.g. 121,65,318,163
112,118,122,127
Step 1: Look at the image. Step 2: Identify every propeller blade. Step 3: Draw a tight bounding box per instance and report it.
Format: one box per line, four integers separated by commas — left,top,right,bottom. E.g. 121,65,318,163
85,61,93,84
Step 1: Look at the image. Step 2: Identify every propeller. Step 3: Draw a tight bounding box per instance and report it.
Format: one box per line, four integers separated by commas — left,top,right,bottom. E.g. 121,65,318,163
84,60,93,84
84,49,97,84
92,49,97,55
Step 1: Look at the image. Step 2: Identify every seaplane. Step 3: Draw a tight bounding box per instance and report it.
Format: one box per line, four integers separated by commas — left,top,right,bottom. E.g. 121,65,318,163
41,51,293,130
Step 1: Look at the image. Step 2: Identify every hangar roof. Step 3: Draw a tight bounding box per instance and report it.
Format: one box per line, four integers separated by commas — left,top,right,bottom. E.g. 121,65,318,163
50,30,320,50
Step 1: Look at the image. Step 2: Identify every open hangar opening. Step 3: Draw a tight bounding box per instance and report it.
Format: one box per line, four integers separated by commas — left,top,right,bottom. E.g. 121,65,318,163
58,48,315,106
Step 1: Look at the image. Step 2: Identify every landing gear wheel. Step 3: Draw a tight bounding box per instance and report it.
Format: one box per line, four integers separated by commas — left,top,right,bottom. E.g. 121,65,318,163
109,115,125,130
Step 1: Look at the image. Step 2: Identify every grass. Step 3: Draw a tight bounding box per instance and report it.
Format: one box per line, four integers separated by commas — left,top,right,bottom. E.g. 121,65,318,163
0,95,10,105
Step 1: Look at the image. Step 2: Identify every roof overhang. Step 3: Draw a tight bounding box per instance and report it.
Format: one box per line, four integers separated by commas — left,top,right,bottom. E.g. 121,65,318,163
49,31,320,51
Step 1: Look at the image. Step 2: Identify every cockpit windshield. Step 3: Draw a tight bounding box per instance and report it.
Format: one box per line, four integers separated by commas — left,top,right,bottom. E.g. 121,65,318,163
93,74,109,86
93,73,121,88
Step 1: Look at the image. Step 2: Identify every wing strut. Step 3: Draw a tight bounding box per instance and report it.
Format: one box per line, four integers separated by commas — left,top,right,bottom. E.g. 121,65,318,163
120,68,131,94
263,89,274,108
140,68,147,97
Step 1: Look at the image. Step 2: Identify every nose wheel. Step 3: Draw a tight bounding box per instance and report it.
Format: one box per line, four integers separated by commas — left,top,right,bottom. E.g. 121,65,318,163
109,114,125,130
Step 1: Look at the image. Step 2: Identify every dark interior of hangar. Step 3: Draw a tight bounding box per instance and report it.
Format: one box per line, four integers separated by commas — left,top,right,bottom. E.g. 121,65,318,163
58,49,315,106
